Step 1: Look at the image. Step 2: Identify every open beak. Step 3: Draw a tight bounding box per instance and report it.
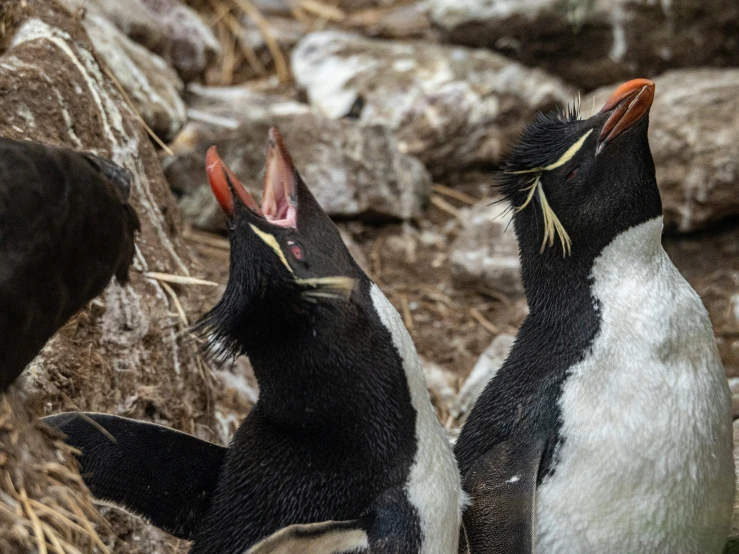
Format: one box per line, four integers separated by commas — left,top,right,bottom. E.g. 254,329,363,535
262,127,298,228
206,146,263,218
597,78,655,153
205,128,298,228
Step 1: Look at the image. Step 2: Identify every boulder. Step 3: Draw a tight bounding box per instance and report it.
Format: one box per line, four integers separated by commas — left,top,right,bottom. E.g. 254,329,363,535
450,202,523,298
61,0,220,81
1,0,216,549
585,69,739,232
291,31,574,176
427,0,739,92
83,14,186,141
164,85,431,232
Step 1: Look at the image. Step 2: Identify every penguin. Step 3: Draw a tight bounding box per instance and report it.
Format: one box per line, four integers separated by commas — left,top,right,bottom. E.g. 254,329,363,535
454,79,735,554
0,137,139,391
45,128,462,554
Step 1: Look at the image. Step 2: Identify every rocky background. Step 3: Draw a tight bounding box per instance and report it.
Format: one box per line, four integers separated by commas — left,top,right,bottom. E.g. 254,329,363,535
0,0,738,552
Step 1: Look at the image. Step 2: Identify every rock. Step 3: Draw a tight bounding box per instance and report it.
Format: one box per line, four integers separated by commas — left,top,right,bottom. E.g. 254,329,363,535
450,202,522,298
348,2,433,40
1,1,215,549
291,31,574,175
451,333,515,426
61,0,220,81
427,0,739,92
585,69,739,232
82,14,186,141
164,85,431,232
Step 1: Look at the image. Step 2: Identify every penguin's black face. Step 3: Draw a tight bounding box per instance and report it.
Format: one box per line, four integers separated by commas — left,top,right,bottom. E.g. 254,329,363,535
499,79,661,257
197,128,364,360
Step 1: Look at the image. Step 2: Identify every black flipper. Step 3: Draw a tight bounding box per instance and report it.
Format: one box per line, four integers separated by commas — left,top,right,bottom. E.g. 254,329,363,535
461,437,544,554
246,519,370,554
43,412,228,540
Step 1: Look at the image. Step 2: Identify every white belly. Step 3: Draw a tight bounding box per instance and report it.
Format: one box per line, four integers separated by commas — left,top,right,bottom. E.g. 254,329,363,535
370,285,462,554
535,219,735,554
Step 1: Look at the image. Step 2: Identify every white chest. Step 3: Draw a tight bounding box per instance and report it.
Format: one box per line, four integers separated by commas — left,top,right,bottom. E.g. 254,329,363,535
536,218,735,554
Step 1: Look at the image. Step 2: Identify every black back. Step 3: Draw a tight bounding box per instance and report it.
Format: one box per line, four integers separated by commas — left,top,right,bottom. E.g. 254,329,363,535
0,137,139,390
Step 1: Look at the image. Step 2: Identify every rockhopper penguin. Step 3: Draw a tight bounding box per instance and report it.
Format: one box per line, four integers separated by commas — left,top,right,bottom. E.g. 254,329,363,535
0,137,139,392
45,128,462,554
454,79,735,554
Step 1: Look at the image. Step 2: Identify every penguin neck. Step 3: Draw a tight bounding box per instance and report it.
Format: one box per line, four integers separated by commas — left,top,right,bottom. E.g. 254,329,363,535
517,216,664,320
245,292,415,446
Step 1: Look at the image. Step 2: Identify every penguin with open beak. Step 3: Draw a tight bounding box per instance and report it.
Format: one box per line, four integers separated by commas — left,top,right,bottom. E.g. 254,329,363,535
0,137,139,392
45,128,462,554
454,79,735,554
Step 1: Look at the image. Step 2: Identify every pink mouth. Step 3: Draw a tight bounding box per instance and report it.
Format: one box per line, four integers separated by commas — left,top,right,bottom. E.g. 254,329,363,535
205,127,298,229
261,128,297,228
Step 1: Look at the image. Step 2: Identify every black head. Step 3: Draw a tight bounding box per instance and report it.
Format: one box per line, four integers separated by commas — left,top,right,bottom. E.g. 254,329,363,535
196,128,365,362
495,79,661,309
498,79,660,261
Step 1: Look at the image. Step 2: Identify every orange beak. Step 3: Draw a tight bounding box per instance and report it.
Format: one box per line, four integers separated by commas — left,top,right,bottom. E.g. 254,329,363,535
598,78,655,152
205,146,263,218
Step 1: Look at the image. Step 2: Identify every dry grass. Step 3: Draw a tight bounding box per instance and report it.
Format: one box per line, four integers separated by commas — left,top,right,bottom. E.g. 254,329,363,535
188,0,293,85
0,393,115,553
185,0,414,86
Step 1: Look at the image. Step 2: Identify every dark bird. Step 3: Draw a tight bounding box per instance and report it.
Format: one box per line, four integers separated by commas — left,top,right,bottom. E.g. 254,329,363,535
0,137,139,391
45,128,461,554
454,79,734,554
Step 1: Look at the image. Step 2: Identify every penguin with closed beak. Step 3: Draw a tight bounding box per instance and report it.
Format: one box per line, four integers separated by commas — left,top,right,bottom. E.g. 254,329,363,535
454,79,735,554
45,128,462,554
0,137,139,391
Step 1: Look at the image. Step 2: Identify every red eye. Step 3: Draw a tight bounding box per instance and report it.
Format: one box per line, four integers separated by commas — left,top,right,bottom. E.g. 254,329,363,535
288,240,303,260
566,167,579,181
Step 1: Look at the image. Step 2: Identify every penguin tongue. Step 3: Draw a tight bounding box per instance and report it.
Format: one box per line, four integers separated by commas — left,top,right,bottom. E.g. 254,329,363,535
261,127,297,229
598,78,655,151
206,146,263,218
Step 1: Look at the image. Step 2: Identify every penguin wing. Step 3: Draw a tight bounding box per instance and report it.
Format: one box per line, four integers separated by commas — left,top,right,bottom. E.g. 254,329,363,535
461,437,544,554
43,412,227,540
245,519,369,554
